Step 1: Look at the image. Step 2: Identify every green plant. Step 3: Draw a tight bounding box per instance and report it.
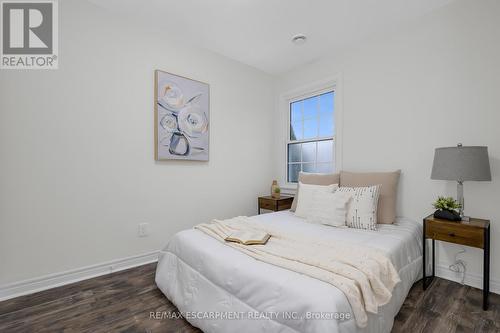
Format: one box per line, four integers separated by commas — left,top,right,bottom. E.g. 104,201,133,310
274,187,281,193
432,196,461,212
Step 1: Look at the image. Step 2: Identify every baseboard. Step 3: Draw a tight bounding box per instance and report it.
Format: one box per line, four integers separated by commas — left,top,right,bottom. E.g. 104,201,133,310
436,264,500,295
2,252,496,302
0,251,159,302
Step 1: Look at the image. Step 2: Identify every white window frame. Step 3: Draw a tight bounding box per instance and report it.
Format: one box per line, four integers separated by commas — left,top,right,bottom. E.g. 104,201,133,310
279,74,343,192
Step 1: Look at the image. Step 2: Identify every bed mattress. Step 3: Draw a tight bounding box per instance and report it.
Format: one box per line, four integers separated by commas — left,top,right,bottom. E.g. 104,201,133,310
155,211,422,333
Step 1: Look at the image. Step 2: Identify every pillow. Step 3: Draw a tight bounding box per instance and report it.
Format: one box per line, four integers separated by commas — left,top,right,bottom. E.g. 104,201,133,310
291,172,340,212
340,170,400,224
307,191,352,227
337,185,381,230
294,182,339,218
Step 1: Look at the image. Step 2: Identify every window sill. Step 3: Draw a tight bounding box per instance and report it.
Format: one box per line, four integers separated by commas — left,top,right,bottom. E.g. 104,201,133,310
280,183,298,195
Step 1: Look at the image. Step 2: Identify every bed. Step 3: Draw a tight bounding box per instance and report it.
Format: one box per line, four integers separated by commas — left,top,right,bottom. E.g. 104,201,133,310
155,210,422,333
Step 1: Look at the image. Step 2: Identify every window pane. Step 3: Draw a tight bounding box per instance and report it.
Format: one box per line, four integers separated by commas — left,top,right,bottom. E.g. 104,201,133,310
302,142,316,162
320,92,334,116
288,163,301,183
290,121,303,140
319,91,334,137
288,143,301,163
316,162,334,173
302,163,316,173
317,140,333,162
319,114,334,137
303,96,318,120
303,118,318,139
290,100,302,123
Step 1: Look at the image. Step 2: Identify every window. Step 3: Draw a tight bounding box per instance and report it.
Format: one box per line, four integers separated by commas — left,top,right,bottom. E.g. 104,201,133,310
287,90,335,183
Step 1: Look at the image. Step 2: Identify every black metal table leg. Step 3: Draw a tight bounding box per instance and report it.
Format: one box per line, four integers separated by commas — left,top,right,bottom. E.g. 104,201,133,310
432,238,435,279
422,218,435,290
483,225,490,310
423,219,426,290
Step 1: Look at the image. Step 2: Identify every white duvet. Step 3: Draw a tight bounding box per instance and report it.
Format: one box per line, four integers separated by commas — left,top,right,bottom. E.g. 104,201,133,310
155,211,423,333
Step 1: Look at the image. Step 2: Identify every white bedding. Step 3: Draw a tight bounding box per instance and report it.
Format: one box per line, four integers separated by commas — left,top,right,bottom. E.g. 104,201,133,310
155,211,423,333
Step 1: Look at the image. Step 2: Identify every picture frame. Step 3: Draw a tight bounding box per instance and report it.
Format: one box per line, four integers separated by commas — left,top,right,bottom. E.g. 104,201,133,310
154,70,210,161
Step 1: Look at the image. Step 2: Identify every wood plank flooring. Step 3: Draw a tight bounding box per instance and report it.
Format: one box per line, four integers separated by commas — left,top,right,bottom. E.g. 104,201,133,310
0,263,499,333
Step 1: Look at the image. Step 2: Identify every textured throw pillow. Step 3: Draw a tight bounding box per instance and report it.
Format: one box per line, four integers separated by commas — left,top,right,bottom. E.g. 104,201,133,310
340,170,400,224
307,191,352,227
337,185,381,230
291,172,340,212
294,182,339,218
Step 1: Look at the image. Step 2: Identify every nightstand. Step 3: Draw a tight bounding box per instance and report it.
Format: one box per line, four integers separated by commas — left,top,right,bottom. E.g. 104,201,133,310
258,196,294,214
423,214,490,310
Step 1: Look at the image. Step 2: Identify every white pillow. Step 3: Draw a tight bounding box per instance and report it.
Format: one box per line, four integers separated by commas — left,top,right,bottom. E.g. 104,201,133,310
307,191,352,227
337,185,381,230
294,182,338,218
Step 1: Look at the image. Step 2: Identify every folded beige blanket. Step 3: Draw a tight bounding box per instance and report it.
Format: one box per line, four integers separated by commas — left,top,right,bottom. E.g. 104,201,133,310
195,216,400,328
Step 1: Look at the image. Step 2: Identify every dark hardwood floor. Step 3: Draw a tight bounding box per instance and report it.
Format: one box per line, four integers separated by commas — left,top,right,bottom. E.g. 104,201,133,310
0,263,498,333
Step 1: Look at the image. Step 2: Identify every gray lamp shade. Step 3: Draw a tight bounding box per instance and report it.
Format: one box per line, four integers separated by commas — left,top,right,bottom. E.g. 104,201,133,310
431,146,491,182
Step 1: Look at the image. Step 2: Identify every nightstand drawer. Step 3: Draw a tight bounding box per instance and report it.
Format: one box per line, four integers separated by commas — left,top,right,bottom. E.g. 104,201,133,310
277,197,293,210
258,196,294,214
425,220,484,248
258,198,276,211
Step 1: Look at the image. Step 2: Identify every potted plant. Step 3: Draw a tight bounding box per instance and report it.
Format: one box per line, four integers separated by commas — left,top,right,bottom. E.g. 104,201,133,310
432,196,462,221
271,187,281,199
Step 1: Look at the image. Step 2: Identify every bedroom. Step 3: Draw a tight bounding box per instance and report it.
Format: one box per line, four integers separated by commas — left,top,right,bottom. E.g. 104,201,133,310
0,0,498,332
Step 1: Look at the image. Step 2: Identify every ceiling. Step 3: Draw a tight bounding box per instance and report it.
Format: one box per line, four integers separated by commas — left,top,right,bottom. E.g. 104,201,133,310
88,0,453,75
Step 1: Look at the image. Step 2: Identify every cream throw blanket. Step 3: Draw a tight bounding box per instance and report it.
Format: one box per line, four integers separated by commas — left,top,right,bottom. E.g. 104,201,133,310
195,217,401,328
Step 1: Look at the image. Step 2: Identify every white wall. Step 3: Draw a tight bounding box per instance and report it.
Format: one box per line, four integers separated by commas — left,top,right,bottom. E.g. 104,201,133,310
0,0,275,285
275,0,500,290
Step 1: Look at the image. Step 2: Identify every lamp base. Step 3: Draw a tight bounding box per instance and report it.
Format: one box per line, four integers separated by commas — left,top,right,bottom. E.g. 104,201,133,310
457,181,464,219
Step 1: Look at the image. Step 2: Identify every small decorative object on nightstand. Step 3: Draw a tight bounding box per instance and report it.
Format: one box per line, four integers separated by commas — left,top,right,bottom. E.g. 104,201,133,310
271,180,281,199
422,214,490,310
258,195,293,214
432,196,461,221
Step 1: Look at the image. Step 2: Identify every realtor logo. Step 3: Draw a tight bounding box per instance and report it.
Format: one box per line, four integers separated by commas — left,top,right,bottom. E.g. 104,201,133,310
1,0,58,69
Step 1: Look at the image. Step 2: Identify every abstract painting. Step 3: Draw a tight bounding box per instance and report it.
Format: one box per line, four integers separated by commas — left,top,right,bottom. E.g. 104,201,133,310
154,70,209,161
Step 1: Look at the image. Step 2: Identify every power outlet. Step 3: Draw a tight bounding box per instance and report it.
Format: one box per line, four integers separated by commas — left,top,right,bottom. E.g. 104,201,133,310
138,223,149,237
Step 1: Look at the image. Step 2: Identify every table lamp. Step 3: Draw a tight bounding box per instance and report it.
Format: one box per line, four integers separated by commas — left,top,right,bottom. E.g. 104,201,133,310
431,144,491,221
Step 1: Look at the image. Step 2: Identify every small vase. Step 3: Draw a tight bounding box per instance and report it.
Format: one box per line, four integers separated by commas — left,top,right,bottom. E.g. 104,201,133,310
271,180,280,199
433,209,461,221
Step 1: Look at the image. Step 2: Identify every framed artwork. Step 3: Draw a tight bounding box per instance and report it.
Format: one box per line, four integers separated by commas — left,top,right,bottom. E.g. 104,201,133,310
154,70,210,161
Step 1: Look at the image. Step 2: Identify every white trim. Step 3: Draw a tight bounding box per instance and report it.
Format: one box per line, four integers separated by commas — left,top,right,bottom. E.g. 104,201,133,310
436,264,500,295
278,73,344,189
2,251,497,303
280,184,297,195
0,251,159,301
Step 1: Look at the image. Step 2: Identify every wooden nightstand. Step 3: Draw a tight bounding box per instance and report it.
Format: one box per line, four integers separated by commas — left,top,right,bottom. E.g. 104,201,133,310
423,214,490,310
258,196,294,214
